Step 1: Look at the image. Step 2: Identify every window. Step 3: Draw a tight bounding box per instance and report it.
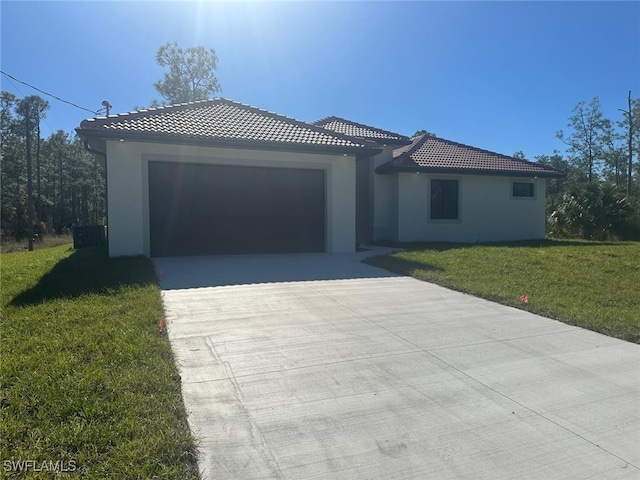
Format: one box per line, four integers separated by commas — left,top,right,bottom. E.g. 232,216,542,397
430,179,458,220
512,182,534,198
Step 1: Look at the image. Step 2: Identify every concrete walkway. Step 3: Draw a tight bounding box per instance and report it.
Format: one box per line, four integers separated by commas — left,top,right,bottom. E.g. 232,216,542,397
155,250,640,480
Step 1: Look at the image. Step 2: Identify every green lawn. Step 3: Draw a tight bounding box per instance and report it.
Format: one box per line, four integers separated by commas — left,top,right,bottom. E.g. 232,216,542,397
0,245,200,479
364,240,640,343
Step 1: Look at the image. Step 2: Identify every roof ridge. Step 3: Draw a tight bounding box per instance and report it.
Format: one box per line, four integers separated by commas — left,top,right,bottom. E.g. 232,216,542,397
314,115,411,141
393,133,430,160
313,115,340,124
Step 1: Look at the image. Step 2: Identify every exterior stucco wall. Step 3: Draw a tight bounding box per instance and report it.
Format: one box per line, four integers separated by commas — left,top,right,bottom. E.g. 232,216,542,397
396,173,547,242
372,146,399,241
105,141,356,257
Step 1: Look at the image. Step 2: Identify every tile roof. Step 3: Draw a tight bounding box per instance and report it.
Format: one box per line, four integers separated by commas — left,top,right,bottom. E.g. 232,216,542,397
377,134,564,178
313,116,411,145
77,98,382,155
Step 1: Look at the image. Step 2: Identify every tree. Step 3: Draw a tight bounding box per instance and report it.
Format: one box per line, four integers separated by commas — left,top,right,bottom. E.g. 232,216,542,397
557,97,609,182
0,91,17,150
536,151,579,186
602,133,626,188
30,97,49,219
1,92,26,240
412,129,436,139
14,96,49,247
153,42,221,104
617,91,640,195
18,101,34,249
535,151,572,218
42,130,70,231
512,151,526,159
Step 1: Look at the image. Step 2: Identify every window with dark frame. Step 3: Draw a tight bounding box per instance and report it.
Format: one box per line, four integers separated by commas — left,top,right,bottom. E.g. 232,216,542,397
430,179,458,220
512,182,534,198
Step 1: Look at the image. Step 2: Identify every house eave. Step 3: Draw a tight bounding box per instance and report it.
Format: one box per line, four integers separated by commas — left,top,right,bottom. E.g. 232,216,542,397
375,164,565,179
75,128,383,157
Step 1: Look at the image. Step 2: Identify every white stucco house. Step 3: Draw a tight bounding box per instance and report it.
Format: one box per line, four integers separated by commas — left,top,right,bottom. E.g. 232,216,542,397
76,98,563,257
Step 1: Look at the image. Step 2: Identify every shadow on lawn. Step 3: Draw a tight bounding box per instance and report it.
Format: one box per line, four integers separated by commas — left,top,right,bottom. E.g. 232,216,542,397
364,254,444,277
10,247,157,306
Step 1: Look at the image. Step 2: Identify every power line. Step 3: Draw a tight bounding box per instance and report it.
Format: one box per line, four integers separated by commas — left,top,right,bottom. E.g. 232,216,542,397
1,70,99,115
2,73,55,134
2,73,27,97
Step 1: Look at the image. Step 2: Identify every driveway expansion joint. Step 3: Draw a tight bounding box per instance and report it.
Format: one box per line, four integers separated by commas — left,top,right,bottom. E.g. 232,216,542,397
203,336,286,479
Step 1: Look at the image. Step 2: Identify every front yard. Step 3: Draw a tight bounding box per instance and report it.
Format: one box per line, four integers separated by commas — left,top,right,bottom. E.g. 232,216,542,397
0,245,199,479
365,240,640,343
1,239,638,478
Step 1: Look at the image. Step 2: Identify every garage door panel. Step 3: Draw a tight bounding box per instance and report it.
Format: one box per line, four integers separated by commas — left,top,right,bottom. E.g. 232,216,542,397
149,162,325,256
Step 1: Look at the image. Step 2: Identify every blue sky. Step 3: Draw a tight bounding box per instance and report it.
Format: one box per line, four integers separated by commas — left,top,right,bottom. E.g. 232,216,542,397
1,1,639,160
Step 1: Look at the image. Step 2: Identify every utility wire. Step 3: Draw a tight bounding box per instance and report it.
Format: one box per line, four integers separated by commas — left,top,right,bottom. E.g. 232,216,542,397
1,70,99,115
2,73,26,98
2,72,56,134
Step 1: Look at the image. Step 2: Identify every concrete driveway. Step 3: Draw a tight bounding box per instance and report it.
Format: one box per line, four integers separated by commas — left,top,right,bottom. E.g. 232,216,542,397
155,250,640,480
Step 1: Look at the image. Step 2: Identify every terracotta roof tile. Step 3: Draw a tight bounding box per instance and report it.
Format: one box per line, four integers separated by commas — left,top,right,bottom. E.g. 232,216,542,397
77,99,381,154
377,134,564,178
314,116,411,145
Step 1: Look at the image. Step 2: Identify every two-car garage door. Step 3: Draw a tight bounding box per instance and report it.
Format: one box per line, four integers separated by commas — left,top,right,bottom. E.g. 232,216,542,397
148,161,325,257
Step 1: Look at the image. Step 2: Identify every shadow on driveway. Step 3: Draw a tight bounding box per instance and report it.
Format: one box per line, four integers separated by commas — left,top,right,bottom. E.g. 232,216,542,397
153,248,403,290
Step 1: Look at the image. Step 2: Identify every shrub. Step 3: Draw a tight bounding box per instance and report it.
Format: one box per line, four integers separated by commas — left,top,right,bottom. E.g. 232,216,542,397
548,182,639,240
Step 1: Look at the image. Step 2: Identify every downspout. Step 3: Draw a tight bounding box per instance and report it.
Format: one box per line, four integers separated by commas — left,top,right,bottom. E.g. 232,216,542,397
83,140,109,256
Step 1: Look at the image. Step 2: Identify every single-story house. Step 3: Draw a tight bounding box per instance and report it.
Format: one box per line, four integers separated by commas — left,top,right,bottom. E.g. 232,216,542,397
76,98,563,257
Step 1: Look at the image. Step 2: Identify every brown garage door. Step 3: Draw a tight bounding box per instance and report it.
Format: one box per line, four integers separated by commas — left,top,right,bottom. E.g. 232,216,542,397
148,161,325,257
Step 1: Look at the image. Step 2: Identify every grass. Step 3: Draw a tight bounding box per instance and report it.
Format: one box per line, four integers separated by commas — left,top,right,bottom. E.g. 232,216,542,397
1,234,74,254
365,240,640,343
0,245,200,479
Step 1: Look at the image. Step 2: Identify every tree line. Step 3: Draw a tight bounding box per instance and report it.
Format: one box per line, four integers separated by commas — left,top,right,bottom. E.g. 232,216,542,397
1,92,105,243
531,93,640,240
